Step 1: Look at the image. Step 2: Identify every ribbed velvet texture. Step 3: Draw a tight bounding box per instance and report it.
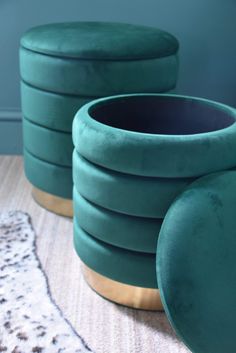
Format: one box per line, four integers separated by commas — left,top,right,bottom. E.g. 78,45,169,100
72,94,236,288
20,22,179,200
73,187,161,253
74,217,157,288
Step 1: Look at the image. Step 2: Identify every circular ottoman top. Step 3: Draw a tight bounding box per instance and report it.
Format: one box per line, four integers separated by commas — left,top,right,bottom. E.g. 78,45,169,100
73,94,236,178
20,21,179,60
157,171,236,353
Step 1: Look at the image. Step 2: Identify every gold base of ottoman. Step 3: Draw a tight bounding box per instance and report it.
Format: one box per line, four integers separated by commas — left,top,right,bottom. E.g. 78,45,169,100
32,186,73,218
82,264,163,311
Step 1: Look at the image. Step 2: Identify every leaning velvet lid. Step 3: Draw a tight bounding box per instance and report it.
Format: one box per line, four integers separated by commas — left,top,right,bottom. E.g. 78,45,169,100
157,170,236,353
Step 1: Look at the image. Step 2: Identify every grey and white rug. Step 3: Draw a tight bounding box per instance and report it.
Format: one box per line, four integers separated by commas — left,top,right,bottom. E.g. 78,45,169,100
0,211,93,353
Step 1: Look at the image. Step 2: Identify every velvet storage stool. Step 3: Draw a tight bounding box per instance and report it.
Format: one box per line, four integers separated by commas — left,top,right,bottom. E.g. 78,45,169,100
72,94,236,312
20,21,179,217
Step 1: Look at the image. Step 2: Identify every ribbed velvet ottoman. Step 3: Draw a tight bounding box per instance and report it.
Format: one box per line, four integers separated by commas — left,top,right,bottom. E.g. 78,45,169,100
20,21,179,216
73,94,236,311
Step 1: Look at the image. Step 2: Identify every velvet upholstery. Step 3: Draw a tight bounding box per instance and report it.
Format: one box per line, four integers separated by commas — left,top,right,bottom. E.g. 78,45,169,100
157,171,236,353
20,22,179,200
20,47,178,96
24,149,72,198
73,150,195,218
73,186,161,253
21,81,93,132
21,22,179,60
20,22,179,96
73,94,236,178
74,217,157,288
23,117,73,166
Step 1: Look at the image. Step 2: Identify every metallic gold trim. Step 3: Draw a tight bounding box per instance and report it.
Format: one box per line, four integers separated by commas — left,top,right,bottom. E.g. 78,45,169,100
32,186,73,218
82,263,163,311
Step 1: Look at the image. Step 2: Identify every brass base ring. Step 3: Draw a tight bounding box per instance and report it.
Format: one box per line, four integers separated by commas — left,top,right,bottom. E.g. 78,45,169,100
32,186,73,218
82,263,163,311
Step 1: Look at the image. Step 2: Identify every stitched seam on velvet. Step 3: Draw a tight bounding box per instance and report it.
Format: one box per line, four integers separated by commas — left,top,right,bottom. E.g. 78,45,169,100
24,147,72,169
23,115,72,135
21,79,101,99
20,45,178,62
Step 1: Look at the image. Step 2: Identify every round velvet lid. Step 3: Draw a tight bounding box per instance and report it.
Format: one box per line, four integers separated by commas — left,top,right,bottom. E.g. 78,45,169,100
157,171,236,353
20,21,179,60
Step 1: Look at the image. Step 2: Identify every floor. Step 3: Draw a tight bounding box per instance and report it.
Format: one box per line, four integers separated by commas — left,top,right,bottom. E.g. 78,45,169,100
0,156,189,353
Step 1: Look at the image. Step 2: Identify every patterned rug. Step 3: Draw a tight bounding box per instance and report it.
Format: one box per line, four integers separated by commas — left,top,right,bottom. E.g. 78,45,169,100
0,211,93,353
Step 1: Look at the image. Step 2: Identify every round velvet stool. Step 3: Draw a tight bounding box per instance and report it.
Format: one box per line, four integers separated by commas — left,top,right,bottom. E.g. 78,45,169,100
72,94,236,311
20,21,179,216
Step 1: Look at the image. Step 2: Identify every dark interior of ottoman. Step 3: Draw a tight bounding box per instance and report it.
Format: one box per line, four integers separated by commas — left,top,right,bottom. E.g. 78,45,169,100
89,96,235,135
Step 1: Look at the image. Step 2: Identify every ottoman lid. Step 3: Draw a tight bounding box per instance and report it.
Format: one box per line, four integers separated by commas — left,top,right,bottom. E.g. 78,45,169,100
20,21,179,60
156,171,236,353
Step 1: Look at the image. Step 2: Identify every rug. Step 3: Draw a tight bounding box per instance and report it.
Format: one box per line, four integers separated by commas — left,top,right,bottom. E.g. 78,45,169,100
0,211,93,353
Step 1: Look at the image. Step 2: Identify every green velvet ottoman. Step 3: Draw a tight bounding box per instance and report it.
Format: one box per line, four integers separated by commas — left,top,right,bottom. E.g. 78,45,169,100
73,94,236,312
20,21,179,216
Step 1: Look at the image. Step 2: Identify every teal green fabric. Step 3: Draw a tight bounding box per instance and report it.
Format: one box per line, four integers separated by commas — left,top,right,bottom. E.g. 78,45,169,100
157,171,236,353
21,81,93,132
73,94,236,178
74,217,157,288
73,150,195,218
20,47,178,96
24,148,72,198
21,22,179,60
23,117,73,167
73,186,161,253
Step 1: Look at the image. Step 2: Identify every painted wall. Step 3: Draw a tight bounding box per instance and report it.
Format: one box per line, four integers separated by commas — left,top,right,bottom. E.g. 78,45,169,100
0,0,235,152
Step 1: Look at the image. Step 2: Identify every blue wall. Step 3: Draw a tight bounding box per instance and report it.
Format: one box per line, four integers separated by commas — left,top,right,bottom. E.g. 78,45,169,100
0,0,235,152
